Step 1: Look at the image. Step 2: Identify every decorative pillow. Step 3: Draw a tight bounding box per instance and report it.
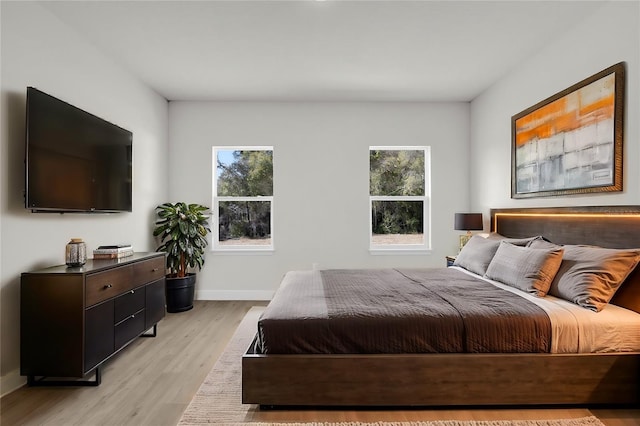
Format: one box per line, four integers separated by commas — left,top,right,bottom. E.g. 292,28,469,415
528,238,562,250
486,233,542,247
610,264,640,313
547,245,640,312
485,241,564,297
453,235,501,276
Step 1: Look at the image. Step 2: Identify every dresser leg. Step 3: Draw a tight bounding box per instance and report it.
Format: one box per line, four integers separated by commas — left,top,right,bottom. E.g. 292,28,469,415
140,324,157,338
94,365,102,385
26,365,102,387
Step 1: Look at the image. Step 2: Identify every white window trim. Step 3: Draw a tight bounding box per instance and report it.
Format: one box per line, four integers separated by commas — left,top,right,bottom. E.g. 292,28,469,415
212,146,274,252
369,146,431,253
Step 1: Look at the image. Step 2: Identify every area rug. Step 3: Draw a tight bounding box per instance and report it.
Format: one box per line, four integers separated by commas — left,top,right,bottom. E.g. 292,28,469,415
177,307,602,426
197,422,604,426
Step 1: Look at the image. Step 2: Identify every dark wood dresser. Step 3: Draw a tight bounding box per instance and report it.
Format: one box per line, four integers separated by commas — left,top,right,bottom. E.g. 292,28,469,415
20,252,166,386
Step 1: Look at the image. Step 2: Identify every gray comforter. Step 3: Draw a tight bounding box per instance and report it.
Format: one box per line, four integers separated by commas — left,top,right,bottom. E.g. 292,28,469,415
256,267,551,354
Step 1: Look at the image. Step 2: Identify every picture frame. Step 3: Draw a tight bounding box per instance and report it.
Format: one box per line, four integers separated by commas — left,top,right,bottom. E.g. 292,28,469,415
511,62,625,199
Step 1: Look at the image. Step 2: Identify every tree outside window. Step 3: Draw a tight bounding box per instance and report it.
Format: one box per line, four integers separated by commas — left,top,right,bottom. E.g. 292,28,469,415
369,147,431,251
213,147,273,251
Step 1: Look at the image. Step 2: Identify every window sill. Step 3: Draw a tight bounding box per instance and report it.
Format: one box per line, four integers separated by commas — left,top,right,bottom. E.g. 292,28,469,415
369,248,432,256
212,248,274,256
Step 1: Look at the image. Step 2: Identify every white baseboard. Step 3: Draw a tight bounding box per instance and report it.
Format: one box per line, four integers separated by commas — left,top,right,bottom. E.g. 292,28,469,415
196,290,274,301
1,369,26,398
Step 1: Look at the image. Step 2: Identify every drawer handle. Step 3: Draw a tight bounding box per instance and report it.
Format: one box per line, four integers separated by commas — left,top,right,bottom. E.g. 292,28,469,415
103,284,113,289
130,290,135,294
130,314,135,319
151,268,159,272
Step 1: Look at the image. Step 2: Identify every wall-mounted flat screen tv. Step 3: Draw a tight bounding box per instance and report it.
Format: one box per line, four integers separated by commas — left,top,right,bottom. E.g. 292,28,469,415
25,87,133,213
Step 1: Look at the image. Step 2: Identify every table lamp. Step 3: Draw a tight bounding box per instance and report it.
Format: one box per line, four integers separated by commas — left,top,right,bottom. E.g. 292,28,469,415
454,213,483,251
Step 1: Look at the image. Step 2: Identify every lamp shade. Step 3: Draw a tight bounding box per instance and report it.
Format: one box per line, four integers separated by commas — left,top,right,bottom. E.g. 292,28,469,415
454,213,483,231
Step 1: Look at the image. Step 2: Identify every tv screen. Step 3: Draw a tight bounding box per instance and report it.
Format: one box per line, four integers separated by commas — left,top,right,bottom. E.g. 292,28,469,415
25,87,132,213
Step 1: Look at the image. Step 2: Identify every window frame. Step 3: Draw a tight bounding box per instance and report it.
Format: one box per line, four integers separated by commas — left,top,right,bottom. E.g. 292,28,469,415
369,146,431,253
212,146,274,253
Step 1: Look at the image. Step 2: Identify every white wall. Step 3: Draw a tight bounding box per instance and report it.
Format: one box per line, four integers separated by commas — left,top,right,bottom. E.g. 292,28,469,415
470,1,640,216
0,2,169,395
169,101,470,299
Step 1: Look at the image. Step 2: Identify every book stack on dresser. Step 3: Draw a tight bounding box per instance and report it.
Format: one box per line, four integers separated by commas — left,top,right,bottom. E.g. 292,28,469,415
93,244,134,260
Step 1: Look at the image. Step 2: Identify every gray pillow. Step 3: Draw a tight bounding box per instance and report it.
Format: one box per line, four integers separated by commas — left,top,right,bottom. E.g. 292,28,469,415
485,241,564,297
547,244,640,311
486,233,542,247
528,238,562,250
453,235,501,276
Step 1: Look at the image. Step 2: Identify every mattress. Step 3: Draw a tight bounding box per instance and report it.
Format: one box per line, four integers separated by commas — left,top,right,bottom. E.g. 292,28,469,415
256,267,640,355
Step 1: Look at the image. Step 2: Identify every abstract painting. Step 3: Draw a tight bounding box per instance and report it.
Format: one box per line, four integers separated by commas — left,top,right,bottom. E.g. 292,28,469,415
512,62,625,199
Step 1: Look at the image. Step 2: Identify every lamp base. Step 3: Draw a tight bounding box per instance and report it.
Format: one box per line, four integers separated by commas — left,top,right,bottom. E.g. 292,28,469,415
459,232,472,252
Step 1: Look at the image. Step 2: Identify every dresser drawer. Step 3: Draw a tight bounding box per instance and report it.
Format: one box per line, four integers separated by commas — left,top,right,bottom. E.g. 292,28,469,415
114,286,145,324
85,300,115,373
114,308,145,350
145,278,166,329
86,266,133,307
132,256,165,287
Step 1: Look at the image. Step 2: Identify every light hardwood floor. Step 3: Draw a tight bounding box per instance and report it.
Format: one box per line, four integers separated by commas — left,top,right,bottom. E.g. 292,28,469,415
1,301,638,426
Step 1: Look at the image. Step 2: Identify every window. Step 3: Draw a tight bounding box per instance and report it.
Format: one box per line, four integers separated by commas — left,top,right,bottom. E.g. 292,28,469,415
369,146,431,251
213,147,273,251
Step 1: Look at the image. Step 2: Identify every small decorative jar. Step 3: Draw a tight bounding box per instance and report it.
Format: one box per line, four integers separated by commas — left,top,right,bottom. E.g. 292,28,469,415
65,238,87,267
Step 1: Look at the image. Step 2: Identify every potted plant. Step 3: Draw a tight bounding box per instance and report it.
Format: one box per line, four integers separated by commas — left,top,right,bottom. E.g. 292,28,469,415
153,202,211,312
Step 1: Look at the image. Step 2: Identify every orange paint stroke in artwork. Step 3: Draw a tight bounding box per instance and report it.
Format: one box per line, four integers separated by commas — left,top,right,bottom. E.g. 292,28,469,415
517,98,566,129
552,112,577,135
580,95,614,121
515,79,615,147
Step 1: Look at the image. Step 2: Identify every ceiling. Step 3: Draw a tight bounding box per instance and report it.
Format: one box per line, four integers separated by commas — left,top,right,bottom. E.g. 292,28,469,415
39,0,607,102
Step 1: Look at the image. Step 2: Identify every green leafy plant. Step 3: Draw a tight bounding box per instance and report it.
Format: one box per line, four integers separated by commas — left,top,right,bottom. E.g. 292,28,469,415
153,202,211,278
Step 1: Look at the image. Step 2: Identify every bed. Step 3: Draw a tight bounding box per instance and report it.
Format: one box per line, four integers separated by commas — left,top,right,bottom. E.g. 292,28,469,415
242,206,640,407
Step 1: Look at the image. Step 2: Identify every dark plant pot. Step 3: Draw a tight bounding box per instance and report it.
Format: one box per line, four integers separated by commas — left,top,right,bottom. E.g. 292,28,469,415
165,273,196,313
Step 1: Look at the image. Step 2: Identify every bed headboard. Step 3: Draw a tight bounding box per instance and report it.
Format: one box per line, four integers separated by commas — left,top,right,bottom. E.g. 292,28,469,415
490,206,640,313
491,205,640,249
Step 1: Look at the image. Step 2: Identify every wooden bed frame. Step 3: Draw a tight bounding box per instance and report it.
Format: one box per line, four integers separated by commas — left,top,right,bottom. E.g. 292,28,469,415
242,206,640,407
